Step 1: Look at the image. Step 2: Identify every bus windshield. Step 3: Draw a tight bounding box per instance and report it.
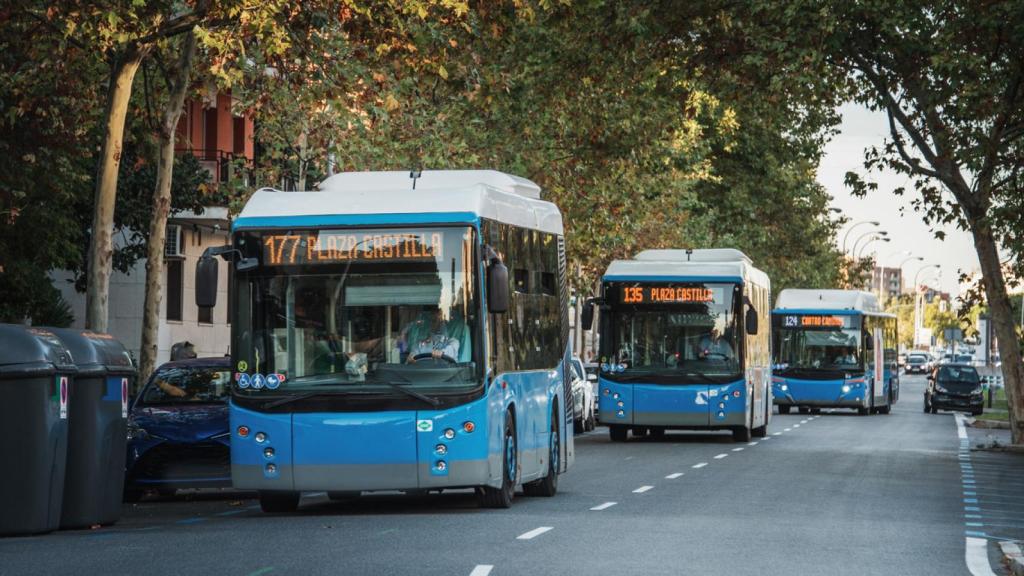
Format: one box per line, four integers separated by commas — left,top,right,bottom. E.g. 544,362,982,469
232,226,480,401
604,282,741,383
773,314,863,378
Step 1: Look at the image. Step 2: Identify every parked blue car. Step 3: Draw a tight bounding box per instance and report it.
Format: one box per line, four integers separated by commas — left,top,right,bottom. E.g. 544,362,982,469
125,357,233,501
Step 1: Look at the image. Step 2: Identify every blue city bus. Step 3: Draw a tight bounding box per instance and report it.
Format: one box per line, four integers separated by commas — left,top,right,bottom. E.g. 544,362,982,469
771,289,899,415
195,170,573,511
582,249,772,442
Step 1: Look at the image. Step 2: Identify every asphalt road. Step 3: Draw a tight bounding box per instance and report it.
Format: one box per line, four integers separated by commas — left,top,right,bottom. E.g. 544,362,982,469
0,374,1004,575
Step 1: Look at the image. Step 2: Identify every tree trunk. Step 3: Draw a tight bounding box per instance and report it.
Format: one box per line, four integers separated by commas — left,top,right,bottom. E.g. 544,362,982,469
139,32,197,385
85,49,146,332
971,222,1024,444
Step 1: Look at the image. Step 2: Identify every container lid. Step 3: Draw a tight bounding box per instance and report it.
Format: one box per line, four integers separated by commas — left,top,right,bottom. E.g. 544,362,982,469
49,328,135,376
0,323,77,374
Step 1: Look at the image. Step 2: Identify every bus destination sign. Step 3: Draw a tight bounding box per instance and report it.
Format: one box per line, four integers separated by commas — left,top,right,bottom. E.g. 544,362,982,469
263,230,443,266
620,285,715,305
792,315,845,328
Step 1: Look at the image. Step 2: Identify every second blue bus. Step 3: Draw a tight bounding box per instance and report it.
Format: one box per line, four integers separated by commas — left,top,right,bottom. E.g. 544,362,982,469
583,249,772,442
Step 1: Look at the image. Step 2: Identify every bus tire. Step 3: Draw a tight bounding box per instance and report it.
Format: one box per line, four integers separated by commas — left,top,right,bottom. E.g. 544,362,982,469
778,405,791,415
632,427,648,438
877,403,891,415
649,427,665,440
609,425,628,442
259,490,300,513
798,406,810,414
732,426,752,442
857,406,869,416
585,410,596,432
524,406,559,497
478,410,516,509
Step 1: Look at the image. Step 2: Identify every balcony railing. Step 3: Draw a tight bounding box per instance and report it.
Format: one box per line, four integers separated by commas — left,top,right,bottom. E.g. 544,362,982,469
176,148,253,186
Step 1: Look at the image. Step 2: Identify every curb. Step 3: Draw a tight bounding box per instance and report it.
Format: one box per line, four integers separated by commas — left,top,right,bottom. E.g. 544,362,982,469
1000,541,1024,576
971,418,1012,430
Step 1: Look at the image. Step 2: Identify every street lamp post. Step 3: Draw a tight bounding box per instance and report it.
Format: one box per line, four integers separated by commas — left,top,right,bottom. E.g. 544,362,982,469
857,236,890,260
851,230,888,257
912,264,941,349
841,220,880,253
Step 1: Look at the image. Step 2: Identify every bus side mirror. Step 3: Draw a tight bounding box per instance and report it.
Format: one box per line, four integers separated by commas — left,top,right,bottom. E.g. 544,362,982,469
581,301,595,331
745,307,759,335
196,255,219,308
487,259,509,313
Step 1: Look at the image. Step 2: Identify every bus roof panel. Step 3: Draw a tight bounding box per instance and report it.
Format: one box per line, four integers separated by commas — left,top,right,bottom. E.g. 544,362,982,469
603,254,769,287
774,289,883,313
235,170,563,234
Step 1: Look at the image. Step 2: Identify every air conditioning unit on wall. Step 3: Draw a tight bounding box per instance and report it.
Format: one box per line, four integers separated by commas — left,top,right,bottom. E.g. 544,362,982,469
165,225,184,258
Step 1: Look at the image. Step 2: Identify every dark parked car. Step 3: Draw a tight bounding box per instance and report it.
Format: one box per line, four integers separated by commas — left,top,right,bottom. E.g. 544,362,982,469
924,364,984,416
905,354,929,374
125,358,233,500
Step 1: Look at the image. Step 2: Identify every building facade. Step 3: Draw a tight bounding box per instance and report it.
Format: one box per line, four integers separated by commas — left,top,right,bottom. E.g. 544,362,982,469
53,91,251,368
870,266,903,302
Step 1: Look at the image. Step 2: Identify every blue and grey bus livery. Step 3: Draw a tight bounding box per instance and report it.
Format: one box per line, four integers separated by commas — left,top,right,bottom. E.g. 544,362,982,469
771,289,899,416
581,249,772,443
196,170,573,511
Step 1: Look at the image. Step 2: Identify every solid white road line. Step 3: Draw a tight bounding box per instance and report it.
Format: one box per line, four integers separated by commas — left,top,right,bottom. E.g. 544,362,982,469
693,462,708,469
590,502,617,511
633,486,654,493
732,447,744,452
956,413,968,440
965,537,997,576
714,453,728,459
470,565,494,576
665,472,684,479
517,527,553,540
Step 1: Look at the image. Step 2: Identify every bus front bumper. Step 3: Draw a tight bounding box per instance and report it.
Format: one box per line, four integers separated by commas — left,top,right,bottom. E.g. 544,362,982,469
772,378,868,408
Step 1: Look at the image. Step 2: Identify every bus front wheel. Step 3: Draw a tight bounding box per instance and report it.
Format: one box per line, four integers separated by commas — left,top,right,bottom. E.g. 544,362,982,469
609,425,628,442
478,411,517,509
732,426,752,442
778,405,791,415
259,490,300,513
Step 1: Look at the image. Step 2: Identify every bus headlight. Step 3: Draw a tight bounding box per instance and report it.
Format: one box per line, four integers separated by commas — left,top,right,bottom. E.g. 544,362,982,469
780,384,788,392
842,385,851,394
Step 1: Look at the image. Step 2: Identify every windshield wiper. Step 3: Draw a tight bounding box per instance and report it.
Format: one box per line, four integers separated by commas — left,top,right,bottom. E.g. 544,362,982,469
262,390,356,410
679,371,733,385
377,381,441,407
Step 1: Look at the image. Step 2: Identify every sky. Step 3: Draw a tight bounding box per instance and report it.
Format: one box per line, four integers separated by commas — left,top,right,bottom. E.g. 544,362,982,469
817,102,979,297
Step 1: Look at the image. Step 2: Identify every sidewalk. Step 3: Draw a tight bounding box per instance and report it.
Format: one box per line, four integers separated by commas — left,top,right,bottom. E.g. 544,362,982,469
965,422,1024,575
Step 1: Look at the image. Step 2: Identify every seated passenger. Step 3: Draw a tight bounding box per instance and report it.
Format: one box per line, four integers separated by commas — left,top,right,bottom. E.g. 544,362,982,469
833,347,858,365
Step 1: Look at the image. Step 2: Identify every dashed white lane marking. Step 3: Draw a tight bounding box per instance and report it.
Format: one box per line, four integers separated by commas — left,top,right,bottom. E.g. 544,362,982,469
714,453,728,459
470,565,494,576
732,447,744,452
784,428,792,432
747,441,759,446
965,537,997,576
625,456,634,461
772,432,782,436
633,485,654,493
793,424,800,428
666,472,684,479
517,527,553,540
693,462,708,469
590,502,617,511
800,419,809,424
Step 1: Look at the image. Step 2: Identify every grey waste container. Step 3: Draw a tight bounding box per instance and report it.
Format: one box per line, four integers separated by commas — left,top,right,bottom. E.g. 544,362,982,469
0,324,76,536
51,329,134,529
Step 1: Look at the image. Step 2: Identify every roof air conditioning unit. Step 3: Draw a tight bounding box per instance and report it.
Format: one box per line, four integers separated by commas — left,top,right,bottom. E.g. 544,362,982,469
165,225,184,259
